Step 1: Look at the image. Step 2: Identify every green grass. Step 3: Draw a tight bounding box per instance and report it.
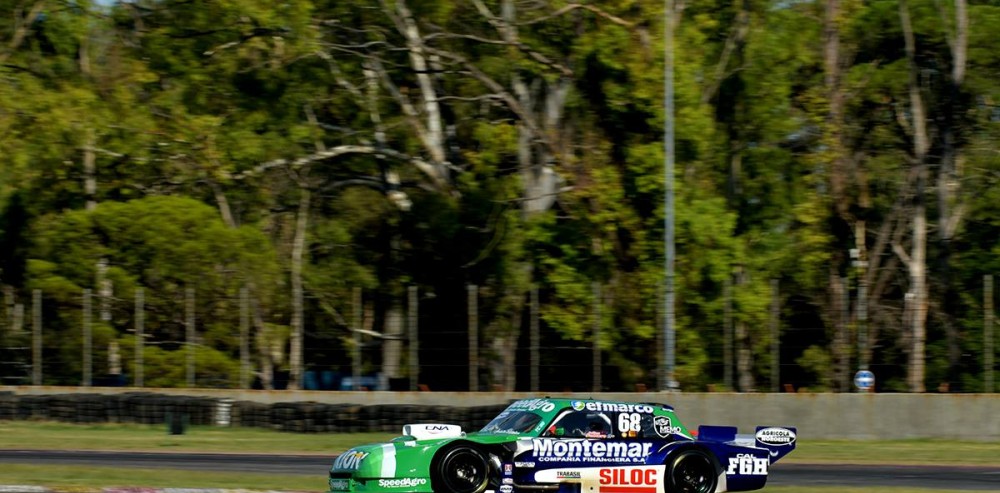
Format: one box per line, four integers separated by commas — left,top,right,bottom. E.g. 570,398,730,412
0,421,397,454
787,438,1000,465
0,464,322,491
0,421,996,492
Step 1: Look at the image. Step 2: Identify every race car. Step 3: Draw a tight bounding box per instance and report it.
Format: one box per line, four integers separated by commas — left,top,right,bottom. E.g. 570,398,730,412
328,397,796,493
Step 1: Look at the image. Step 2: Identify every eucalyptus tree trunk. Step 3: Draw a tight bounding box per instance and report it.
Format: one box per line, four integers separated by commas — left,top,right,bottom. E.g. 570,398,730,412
288,187,310,390
383,0,449,186
899,0,929,392
734,267,754,392
937,0,968,387
382,297,404,389
498,0,569,387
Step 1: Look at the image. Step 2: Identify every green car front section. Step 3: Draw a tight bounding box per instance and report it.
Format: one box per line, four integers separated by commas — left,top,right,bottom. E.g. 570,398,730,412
328,439,436,493
329,434,516,493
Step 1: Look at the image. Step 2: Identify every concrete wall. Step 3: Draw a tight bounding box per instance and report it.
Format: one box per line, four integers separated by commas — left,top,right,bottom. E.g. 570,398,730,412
2,386,997,440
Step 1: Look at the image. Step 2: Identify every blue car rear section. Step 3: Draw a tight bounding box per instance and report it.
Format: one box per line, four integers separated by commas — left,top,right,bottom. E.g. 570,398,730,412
501,426,796,493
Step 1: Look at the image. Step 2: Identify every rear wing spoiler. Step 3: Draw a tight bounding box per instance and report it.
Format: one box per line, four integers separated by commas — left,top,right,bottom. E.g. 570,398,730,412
697,425,797,463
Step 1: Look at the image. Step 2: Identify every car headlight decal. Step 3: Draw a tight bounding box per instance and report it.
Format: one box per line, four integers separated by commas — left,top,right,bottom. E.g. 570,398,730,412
381,443,397,477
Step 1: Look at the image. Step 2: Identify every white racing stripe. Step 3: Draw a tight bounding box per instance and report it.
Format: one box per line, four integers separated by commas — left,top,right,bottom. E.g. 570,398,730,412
381,444,397,477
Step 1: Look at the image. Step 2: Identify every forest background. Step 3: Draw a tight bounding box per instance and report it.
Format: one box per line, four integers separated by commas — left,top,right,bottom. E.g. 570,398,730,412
0,0,998,394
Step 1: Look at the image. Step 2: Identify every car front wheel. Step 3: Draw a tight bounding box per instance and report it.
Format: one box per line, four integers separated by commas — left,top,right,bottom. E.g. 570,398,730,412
433,445,490,493
665,449,718,493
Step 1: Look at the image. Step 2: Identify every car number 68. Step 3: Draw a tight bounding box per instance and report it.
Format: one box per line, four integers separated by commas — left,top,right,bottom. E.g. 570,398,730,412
618,413,641,433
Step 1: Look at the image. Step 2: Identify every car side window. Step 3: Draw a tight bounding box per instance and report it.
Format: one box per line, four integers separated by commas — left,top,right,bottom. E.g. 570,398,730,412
543,411,614,438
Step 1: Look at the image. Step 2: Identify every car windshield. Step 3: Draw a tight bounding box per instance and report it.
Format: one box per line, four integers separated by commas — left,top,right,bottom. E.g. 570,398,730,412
480,411,544,434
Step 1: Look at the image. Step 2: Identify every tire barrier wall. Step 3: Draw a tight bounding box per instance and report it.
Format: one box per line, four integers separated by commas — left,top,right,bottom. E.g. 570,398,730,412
0,391,509,433
0,391,218,426
232,402,509,433
0,388,997,440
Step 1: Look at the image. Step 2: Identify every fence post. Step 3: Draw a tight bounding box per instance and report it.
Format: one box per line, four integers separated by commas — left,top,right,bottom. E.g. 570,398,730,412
593,282,602,393
352,287,361,390
724,275,732,390
83,289,92,387
3,286,11,332
770,279,780,392
468,284,478,391
409,285,419,391
32,289,41,385
186,286,195,388
135,287,144,388
530,286,539,392
240,286,249,389
98,258,111,322
986,275,994,393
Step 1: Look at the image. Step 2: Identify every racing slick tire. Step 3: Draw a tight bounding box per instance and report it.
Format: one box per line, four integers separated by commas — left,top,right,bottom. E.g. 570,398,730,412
665,448,718,493
432,445,491,493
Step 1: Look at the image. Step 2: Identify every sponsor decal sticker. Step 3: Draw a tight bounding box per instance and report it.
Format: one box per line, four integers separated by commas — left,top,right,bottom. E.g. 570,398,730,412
514,462,535,468
532,439,652,463
425,425,451,434
502,478,514,485
726,454,768,476
504,464,513,475
652,416,683,438
377,478,428,488
500,486,514,493
598,468,658,493
508,399,557,413
580,402,655,414
329,479,350,490
333,450,369,470
557,471,582,479
572,401,587,411
755,427,796,446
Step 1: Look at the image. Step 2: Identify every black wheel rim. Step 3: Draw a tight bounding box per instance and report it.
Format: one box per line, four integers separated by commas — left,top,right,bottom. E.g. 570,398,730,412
441,449,487,493
673,455,715,493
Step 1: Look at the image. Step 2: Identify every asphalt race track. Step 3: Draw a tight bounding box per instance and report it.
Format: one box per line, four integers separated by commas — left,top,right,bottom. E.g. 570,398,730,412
1,450,998,491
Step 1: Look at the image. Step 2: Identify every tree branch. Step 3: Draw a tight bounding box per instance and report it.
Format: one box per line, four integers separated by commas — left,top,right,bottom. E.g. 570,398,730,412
518,3,634,28
0,1,46,65
230,144,446,188
892,241,912,269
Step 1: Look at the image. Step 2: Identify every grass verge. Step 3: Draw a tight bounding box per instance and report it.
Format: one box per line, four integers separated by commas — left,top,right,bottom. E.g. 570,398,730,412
0,464,321,491
1,421,997,466
0,421,396,454
0,420,996,493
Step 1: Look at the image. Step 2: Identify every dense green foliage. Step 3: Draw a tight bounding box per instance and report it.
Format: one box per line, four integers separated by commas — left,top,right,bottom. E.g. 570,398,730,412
0,0,997,392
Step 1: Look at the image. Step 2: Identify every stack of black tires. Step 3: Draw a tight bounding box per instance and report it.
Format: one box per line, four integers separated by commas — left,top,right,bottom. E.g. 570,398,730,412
0,393,513,433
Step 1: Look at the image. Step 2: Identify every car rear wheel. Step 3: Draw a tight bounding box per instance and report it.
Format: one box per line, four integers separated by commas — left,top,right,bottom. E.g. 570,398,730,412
666,449,718,493
433,445,490,493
